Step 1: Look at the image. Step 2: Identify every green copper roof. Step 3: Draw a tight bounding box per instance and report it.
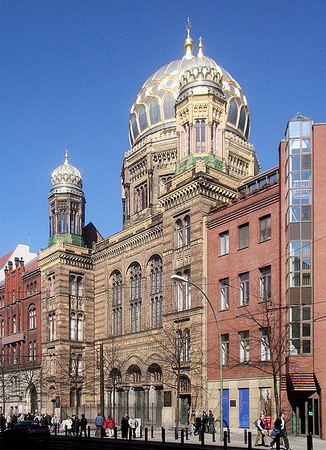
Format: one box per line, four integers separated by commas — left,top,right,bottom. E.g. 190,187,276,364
174,154,224,175
48,233,85,247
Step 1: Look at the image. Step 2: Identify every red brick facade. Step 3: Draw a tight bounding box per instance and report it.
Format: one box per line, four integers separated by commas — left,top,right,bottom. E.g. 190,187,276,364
0,256,41,414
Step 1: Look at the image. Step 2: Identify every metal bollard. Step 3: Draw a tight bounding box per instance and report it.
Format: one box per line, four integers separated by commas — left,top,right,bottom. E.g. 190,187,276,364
65,425,68,436
186,427,189,440
145,427,148,442
244,429,248,444
54,424,57,436
224,430,228,448
101,427,104,439
181,429,184,446
129,427,132,441
175,428,178,440
228,428,231,443
201,429,205,447
87,425,90,438
212,428,216,442
151,426,154,438
248,430,252,450
161,426,165,444
114,426,117,439
140,425,143,438
307,433,313,450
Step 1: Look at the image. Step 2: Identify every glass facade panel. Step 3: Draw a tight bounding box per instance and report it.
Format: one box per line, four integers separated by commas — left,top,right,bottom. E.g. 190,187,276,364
289,121,300,137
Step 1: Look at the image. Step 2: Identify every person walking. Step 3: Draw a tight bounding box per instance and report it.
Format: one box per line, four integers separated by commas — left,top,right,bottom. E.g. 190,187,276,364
270,412,291,450
255,413,267,446
80,414,88,437
121,414,129,439
189,411,196,436
94,412,104,437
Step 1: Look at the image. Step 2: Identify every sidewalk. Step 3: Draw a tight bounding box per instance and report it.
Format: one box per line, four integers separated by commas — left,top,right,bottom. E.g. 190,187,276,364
135,428,324,450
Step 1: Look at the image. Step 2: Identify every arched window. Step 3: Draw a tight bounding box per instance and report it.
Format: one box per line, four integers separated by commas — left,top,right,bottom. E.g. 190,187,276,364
77,313,83,341
150,256,163,295
127,365,142,383
129,263,142,332
228,99,238,125
111,271,122,306
175,269,191,311
177,219,183,248
149,99,161,125
238,107,246,132
185,216,190,245
179,375,191,393
195,119,206,152
70,313,76,340
69,275,76,296
245,115,250,140
77,277,83,297
29,305,36,329
163,94,175,119
130,114,139,141
139,105,148,131
130,264,142,301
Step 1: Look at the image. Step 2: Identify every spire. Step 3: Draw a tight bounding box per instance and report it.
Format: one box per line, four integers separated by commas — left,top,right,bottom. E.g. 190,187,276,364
184,17,194,60
198,37,204,58
64,149,69,164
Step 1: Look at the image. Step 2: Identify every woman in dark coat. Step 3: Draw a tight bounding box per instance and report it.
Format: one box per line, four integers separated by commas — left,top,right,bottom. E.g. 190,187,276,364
121,414,129,439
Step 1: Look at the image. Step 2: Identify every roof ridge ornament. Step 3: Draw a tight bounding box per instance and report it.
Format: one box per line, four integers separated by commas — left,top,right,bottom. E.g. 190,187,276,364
198,37,204,58
184,17,194,60
64,149,69,165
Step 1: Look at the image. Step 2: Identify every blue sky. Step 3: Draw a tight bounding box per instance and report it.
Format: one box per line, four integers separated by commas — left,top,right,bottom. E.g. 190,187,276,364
1,0,325,256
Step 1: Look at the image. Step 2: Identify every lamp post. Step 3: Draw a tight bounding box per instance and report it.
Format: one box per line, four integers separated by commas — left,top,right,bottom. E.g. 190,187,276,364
171,274,224,441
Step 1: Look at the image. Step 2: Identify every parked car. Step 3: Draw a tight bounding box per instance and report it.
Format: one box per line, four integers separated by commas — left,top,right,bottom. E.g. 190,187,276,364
4,421,50,440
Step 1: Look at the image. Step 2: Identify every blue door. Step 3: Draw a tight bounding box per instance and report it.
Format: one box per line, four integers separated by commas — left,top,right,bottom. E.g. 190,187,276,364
239,388,249,428
222,389,230,428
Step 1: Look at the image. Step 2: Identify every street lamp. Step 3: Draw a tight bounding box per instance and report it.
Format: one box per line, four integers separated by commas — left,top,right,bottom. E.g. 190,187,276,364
171,274,224,441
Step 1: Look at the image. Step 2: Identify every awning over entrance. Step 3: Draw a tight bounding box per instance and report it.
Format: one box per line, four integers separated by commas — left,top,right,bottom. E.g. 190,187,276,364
287,373,319,391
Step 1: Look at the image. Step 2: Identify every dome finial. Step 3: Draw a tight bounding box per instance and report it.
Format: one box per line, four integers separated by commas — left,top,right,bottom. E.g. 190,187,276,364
184,17,194,60
64,149,69,164
198,37,204,58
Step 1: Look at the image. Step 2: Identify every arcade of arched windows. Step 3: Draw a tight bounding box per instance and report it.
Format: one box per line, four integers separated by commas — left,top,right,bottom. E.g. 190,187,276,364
109,256,164,335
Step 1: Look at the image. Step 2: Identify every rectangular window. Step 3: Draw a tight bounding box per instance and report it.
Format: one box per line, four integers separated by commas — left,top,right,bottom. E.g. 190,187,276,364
260,266,271,301
220,231,229,256
239,272,249,306
239,330,250,362
260,215,271,242
239,223,249,249
290,305,311,355
260,327,271,361
220,278,229,310
221,334,229,365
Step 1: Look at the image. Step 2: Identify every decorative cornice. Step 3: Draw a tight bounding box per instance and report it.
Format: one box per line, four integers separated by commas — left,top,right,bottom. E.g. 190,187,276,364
92,224,163,263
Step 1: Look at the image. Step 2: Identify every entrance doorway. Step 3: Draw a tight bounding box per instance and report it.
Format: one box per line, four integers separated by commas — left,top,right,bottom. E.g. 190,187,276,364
292,393,319,436
180,394,191,426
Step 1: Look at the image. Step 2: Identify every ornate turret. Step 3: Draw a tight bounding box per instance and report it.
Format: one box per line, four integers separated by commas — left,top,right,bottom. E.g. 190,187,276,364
48,151,85,247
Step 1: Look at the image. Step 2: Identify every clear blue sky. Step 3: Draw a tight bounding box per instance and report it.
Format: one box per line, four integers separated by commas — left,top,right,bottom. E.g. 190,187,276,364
1,0,325,256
